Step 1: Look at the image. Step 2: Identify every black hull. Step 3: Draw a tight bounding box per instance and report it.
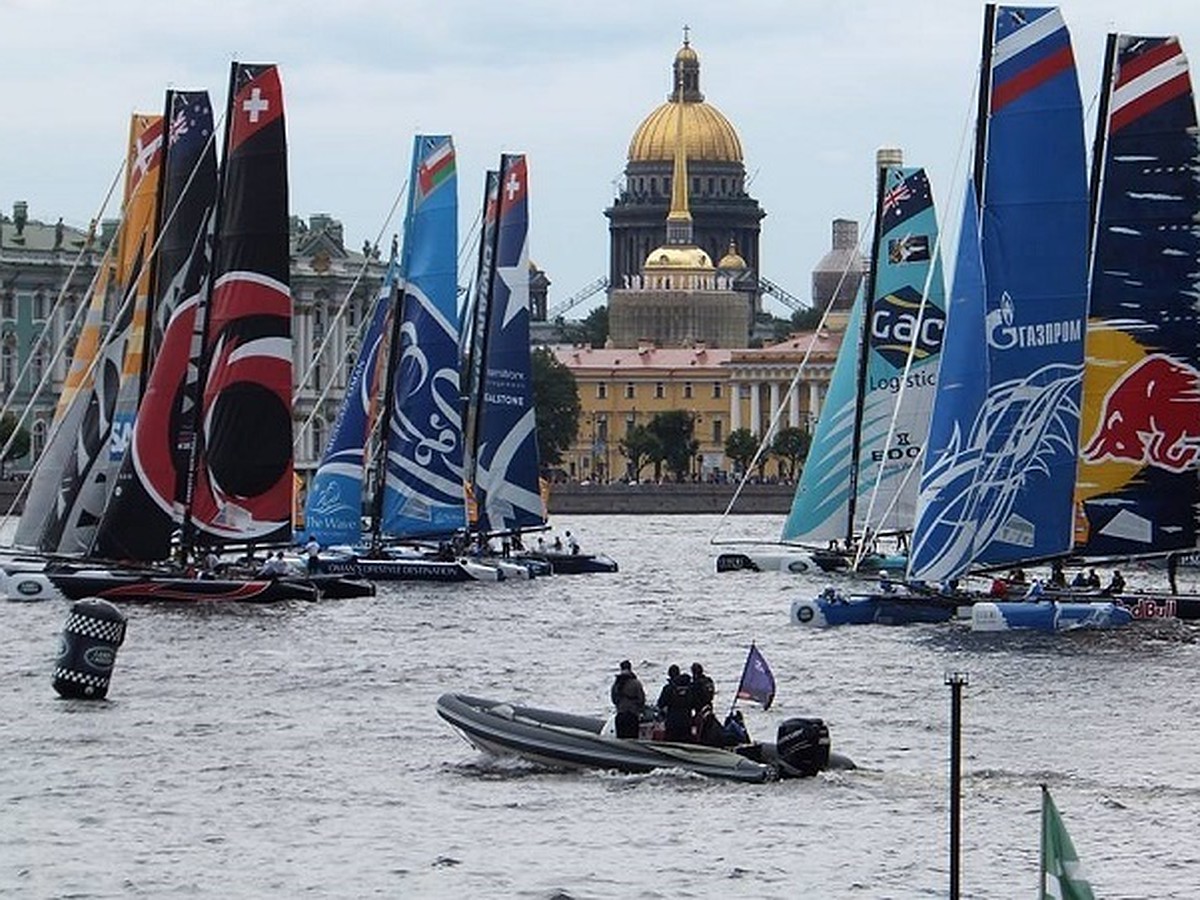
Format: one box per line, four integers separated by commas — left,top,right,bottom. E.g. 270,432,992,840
49,571,318,604
320,557,480,582
523,551,618,575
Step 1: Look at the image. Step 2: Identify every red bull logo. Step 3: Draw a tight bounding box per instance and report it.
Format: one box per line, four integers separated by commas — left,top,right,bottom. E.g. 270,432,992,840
1083,353,1200,473
1123,597,1176,620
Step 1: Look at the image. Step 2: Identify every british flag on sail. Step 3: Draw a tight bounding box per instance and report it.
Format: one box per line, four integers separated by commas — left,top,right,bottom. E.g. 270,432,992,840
473,154,545,535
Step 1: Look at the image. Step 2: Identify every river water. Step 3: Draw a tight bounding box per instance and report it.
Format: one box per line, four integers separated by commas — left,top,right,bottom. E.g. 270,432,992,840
2,514,1197,898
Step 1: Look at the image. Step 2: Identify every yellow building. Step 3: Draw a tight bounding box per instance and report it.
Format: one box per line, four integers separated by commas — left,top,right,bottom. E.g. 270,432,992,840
553,330,842,481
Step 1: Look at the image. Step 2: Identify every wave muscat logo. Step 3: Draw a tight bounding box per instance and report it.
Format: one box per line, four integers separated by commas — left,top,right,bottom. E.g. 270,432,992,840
869,285,944,391
986,292,1082,350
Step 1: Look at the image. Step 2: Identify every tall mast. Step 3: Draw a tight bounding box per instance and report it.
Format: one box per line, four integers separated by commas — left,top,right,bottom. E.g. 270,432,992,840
973,4,997,209
1087,33,1118,259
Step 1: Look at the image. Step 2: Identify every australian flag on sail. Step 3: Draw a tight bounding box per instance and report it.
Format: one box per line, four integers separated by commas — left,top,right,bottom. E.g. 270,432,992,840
305,255,397,547
93,90,218,562
380,135,466,539
189,62,293,548
735,644,776,711
474,154,546,535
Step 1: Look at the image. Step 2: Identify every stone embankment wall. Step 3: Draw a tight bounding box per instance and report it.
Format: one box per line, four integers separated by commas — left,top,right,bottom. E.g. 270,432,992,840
545,482,795,515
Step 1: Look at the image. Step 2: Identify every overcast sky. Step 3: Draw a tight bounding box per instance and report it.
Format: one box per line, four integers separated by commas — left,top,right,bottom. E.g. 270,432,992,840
3,1,1198,317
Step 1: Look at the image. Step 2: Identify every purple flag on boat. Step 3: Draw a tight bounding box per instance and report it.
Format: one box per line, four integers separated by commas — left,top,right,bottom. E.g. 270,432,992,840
735,644,776,711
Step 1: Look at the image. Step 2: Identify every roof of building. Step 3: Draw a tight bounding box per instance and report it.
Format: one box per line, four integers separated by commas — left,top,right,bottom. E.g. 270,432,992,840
552,342,732,373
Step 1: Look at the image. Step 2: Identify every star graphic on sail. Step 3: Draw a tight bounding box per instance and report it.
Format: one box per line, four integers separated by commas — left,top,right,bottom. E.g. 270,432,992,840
495,235,530,330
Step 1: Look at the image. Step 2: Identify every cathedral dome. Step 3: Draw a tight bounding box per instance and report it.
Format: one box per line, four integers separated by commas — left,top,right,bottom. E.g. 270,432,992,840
644,245,713,270
718,241,747,269
628,39,743,164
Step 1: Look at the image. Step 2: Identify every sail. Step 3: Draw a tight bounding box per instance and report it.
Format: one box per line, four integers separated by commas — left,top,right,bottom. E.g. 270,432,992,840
187,63,293,549
304,255,397,547
1075,35,1200,558
380,135,465,539
36,113,164,555
908,6,1089,581
853,166,946,537
472,154,545,534
781,293,865,545
92,91,218,562
781,166,945,546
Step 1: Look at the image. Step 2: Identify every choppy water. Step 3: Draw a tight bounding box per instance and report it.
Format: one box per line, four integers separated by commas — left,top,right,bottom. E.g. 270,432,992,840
2,514,1198,898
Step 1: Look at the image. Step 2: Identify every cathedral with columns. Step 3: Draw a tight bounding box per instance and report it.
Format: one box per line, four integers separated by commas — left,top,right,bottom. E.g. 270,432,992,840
554,34,855,481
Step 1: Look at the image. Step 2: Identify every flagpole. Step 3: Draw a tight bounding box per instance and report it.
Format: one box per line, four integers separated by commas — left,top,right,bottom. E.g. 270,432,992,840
1039,784,1047,899
945,670,968,900
728,642,754,719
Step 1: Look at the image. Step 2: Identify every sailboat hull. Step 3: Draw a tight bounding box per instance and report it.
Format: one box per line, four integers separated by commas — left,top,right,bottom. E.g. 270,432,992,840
48,571,318,604
971,601,1132,633
791,594,959,628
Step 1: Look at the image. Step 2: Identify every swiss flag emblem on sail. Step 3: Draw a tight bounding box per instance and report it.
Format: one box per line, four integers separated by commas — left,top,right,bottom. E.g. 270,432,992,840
229,65,283,149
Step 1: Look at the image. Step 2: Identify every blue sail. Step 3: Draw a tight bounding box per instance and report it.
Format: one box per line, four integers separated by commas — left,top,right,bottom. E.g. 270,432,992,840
781,292,864,545
909,6,1089,581
1075,35,1200,558
473,154,545,534
380,135,466,538
304,255,397,547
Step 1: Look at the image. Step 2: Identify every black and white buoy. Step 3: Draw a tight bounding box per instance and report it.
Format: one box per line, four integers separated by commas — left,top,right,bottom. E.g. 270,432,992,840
53,598,127,700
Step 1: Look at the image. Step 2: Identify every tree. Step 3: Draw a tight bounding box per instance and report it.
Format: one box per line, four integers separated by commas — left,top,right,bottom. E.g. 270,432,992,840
772,426,811,481
619,423,660,481
559,306,608,348
0,413,30,476
791,307,824,331
724,428,760,476
647,410,700,481
530,347,581,467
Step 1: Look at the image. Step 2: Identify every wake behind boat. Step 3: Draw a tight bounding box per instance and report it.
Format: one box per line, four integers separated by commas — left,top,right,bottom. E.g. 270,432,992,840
437,693,850,783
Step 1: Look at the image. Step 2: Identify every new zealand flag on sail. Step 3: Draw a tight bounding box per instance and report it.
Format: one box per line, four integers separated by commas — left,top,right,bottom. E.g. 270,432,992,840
474,154,545,534
93,90,219,562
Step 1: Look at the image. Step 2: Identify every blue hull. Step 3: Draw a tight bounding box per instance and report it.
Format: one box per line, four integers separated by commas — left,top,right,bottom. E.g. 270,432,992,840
971,601,1133,633
791,593,958,628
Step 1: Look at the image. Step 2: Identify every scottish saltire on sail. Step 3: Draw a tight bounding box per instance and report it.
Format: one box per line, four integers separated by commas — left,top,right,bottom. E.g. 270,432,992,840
27,112,164,555
782,165,944,548
1040,787,1096,899
303,254,397,547
93,90,218,562
379,135,466,539
471,154,545,535
1074,35,1200,558
187,62,293,549
908,6,1089,582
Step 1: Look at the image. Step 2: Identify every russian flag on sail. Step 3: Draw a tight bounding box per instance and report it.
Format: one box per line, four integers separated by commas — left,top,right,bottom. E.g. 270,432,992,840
991,7,1075,111
1110,37,1192,132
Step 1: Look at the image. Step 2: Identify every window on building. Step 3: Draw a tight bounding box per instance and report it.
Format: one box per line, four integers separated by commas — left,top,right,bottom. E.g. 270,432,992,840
32,418,46,458
597,416,608,442
597,382,607,400
692,177,700,194
707,177,714,194
713,419,724,444
311,417,324,460
0,340,14,389
683,381,693,399
1,294,13,321
625,413,636,431
654,382,664,399
30,345,45,387
32,291,47,321
625,382,635,399
713,381,723,399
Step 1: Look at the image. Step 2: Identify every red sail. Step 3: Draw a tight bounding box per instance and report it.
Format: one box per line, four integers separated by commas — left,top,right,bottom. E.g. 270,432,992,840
188,63,293,547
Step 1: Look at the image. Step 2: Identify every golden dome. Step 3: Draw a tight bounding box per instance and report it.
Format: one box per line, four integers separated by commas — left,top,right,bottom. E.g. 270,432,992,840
643,245,713,270
629,100,743,164
675,43,698,64
718,241,746,269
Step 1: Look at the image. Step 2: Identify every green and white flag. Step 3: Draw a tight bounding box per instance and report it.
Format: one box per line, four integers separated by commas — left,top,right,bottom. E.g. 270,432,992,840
1041,786,1096,900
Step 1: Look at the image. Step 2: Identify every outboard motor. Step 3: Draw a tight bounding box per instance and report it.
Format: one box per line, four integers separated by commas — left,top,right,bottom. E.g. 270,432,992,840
775,717,830,778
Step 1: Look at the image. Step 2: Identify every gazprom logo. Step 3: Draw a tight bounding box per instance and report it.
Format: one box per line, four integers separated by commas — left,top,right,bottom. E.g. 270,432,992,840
986,292,1082,350
870,285,945,368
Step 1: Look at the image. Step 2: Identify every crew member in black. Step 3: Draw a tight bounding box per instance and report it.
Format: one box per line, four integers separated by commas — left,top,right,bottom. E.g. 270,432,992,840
656,664,693,742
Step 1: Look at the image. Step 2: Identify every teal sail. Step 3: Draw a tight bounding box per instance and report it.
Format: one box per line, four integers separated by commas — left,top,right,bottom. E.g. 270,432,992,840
781,164,945,547
379,135,465,539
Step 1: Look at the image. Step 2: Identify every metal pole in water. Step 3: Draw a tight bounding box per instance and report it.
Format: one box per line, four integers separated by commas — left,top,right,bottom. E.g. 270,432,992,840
945,671,968,900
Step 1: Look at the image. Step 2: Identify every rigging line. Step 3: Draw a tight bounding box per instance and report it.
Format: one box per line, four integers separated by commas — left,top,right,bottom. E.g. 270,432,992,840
2,116,224,529
0,154,125,430
708,204,878,547
293,177,409,410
